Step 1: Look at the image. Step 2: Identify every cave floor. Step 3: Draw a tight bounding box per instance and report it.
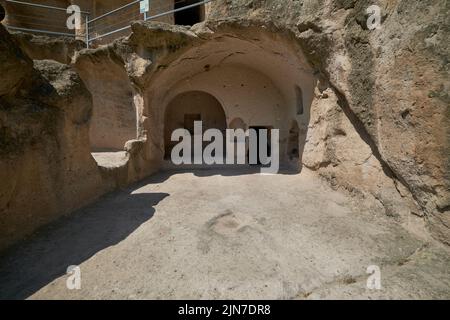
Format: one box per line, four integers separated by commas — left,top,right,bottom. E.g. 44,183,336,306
0,168,449,299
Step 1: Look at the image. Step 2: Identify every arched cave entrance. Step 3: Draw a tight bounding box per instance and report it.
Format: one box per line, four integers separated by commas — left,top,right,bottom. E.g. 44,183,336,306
164,91,227,160
288,120,300,160
174,0,205,26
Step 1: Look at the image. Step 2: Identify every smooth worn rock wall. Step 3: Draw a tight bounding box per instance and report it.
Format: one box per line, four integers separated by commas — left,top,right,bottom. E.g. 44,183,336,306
12,32,85,64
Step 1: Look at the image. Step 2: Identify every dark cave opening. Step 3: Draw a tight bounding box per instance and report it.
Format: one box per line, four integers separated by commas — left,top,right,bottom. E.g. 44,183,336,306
174,0,204,26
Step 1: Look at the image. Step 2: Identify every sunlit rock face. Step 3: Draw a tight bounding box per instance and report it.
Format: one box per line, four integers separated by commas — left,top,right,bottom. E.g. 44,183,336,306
0,0,448,250
204,0,450,243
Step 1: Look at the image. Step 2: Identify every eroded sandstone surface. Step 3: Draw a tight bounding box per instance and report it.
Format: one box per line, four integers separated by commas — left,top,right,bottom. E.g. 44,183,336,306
0,169,449,299
203,0,449,243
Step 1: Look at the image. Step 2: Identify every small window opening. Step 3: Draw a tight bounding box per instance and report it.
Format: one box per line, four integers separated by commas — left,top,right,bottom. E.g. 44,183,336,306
295,86,304,115
174,0,205,26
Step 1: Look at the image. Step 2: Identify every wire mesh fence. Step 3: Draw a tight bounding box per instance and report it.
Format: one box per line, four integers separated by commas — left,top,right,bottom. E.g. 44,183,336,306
0,0,213,46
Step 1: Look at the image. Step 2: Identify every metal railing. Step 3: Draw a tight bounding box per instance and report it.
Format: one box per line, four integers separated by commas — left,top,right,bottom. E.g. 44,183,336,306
2,0,90,38
1,0,214,47
88,0,212,45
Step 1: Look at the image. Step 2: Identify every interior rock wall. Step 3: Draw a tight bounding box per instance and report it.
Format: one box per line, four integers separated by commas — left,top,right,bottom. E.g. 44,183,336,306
75,46,137,150
72,19,422,228
0,23,159,251
126,21,316,169
303,84,420,222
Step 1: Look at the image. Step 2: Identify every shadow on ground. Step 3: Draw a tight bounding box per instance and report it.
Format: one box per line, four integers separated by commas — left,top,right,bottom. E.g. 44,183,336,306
0,189,169,299
0,166,298,299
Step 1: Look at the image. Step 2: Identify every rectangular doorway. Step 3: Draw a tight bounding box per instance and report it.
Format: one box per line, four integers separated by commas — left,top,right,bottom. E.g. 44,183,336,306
184,114,201,134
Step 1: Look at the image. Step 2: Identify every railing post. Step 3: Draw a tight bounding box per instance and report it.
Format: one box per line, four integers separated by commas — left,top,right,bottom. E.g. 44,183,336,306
85,14,89,48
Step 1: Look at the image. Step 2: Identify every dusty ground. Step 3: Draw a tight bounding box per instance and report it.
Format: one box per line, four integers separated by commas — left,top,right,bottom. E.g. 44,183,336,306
0,167,449,300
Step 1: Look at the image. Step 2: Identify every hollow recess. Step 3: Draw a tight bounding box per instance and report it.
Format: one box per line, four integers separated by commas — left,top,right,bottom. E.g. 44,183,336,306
144,27,316,168
0,4,5,22
88,65,136,151
164,91,227,159
174,0,205,26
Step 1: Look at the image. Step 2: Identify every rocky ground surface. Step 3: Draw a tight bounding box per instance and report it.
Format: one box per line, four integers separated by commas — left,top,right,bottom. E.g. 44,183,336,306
0,168,448,300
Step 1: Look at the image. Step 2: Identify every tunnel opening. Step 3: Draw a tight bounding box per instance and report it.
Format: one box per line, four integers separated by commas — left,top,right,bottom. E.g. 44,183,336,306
174,0,205,26
0,4,5,22
87,79,136,152
164,91,227,161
